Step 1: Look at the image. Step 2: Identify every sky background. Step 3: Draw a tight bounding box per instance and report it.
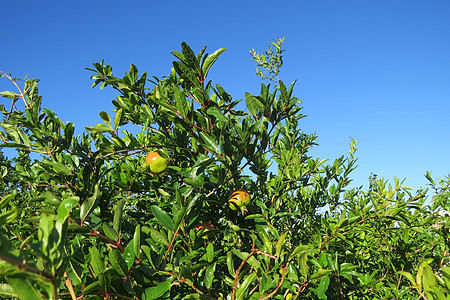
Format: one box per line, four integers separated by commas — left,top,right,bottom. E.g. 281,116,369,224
1,0,449,193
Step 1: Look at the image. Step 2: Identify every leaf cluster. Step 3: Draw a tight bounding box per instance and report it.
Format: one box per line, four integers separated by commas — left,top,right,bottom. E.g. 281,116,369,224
0,40,448,300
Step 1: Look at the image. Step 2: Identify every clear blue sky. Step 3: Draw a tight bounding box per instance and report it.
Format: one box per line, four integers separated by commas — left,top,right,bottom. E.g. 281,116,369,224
1,1,449,192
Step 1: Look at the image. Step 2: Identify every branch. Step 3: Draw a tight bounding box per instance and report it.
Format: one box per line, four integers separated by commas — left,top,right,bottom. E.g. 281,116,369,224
0,71,29,109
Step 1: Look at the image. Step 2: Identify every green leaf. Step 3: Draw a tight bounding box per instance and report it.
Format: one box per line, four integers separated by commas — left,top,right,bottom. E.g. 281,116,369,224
299,252,309,278
290,244,311,258
174,87,189,118
56,196,79,225
82,281,101,295
201,48,226,78
199,131,219,154
0,91,19,100
310,269,333,280
275,231,287,258
80,184,101,225
417,259,434,290
441,266,450,279
317,275,330,299
326,253,338,272
426,285,446,300
180,266,194,285
89,246,105,276
114,108,124,131
227,251,235,277
245,92,264,117
133,224,141,258
0,283,16,298
206,242,214,263
30,191,61,206
38,213,56,257
85,123,112,133
205,263,216,289
184,166,205,188
173,61,198,88
102,223,119,242
6,276,42,300
123,240,135,269
181,294,202,300
143,281,171,300
40,159,72,175
422,265,437,291
207,106,227,123
171,50,185,62
0,207,18,226
232,250,261,270
113,198,126,234
0,192,16,210
151,205,174,231
181,42,199,70
109,248,128,277
397,271,418,287
99,111,112,128
174,206,187,232
236,272,257,300
149,228,169,245
278,80,289,102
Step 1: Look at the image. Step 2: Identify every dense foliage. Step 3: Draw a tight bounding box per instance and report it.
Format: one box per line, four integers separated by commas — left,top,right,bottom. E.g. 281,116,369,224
0,39,450,299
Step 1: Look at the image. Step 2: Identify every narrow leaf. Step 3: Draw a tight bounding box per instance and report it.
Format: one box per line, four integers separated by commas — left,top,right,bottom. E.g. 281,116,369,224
143,281,171,300
205,263,216,289
232,250,261,270
0,192,16,210
114,108,124,131
102,223,119,242
201,48,226,78
199,131,219,154
149,228,169,245
89,247,105,276
6,276,42,300
174,87,189,118
227,251,235,277
317,275,330,299
133,224,141,258
299,252,309,278
0,283,16,298
80,184,101,225
310,269,333,280
123,240,135,269
109,248,128,277
245,92,264,117
151,205,174,231
275,231,287,258
56,196,79,225
181,42,198,70
99,111,112,128
85,124,112,133
206,242,214,263
113,198,126,234
207,106,227,123
0,91,19,99
236,272,257,300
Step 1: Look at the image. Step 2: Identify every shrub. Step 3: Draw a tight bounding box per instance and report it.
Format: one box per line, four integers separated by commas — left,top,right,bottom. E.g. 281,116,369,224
0,39,449,299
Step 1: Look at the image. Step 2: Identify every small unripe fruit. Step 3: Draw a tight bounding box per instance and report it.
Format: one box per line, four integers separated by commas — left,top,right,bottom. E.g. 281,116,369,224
145,150,168,174
228,190,250,213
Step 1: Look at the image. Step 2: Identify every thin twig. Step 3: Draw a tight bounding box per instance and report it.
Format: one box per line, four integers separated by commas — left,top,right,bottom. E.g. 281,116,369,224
260,264,288,300
0,71,29,109
64,272,77,300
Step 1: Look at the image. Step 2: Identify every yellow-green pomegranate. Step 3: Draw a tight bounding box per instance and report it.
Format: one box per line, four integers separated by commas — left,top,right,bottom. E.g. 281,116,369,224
228,190,250,213
145,150,168,174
